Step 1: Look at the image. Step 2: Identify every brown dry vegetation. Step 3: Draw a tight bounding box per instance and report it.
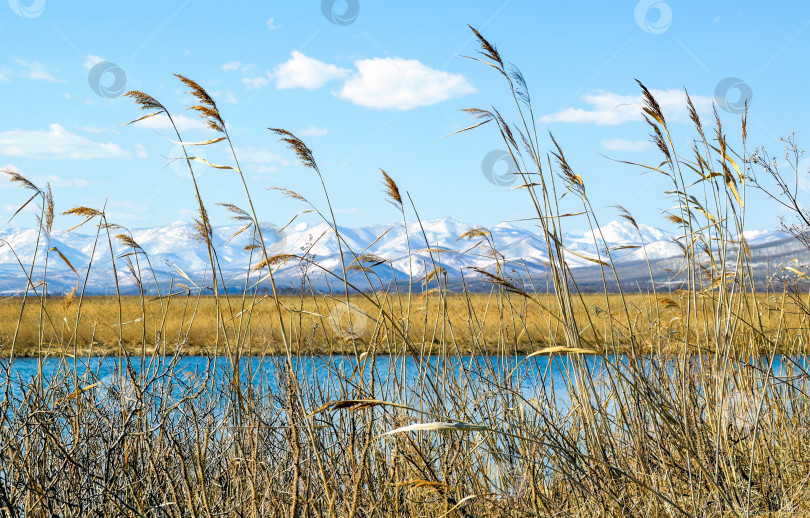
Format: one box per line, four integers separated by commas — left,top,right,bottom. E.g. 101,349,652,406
4,26,810,517
3,292,810,357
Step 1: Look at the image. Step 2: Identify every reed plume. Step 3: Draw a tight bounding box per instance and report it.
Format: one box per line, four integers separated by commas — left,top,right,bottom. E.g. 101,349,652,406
175,74,226,133
380,169,402,207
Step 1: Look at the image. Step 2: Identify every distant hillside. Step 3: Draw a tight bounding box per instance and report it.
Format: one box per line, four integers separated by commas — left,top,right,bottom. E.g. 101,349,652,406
0,218,805,295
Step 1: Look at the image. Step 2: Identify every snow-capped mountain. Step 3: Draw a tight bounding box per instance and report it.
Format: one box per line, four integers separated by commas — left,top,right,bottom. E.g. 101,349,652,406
0,218,801,295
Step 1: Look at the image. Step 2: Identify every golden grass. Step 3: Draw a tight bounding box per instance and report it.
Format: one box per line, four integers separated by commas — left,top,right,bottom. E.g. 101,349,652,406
3,292,809,357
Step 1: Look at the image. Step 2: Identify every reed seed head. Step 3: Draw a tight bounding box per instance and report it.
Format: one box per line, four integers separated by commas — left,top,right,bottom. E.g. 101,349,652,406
380,169,402,206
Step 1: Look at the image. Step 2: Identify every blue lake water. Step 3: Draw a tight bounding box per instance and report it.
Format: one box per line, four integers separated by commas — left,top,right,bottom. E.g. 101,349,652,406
2,355,807,415
0,355,580,406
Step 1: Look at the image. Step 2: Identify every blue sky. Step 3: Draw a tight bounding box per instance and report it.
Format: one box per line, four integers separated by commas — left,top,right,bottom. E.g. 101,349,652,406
1,1,808,233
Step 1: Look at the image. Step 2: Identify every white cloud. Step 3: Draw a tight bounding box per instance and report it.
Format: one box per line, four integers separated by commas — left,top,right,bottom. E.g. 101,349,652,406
4,203,37,214
243,73,272,90
223,61,268,89
33,175,91,188
274,51,349,90
540,89,714,125
235,147,283,164
0,124,132,160
135,144,148,159
267,17,279,30
0,168,91,190
222,61,243,71
222,61,255,74
210,89,238,103
82,55,104,70
0,71,8,82
253,165,279,174
15,59,58,82
80,126,110,134
299,125,327,137
600,139,652,152
0,164,21,188
234,147,286,174
133,113,210,132
337,57,476,110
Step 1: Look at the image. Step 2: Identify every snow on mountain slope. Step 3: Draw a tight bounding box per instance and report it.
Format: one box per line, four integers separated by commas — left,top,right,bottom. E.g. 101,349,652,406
743,229,791,244
0,218,793,294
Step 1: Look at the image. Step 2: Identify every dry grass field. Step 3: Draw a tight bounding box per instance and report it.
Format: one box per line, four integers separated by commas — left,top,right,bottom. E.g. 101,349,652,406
2,292,810,357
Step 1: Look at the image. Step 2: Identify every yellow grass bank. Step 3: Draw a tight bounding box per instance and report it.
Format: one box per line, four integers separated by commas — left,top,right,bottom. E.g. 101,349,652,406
1,292,806,357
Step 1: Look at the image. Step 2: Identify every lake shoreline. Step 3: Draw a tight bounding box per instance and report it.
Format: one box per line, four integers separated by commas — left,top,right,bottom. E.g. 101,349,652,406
0,341,778,358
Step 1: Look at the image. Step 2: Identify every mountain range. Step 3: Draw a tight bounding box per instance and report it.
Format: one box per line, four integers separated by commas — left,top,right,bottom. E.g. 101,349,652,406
0,218,804,295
